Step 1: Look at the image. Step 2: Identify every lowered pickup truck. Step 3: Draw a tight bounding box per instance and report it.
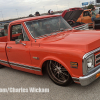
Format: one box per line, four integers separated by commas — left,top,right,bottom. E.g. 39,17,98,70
1,14,100,86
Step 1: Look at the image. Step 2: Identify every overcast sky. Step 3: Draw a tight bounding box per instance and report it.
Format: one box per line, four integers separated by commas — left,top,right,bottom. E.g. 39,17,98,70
0,0,95,21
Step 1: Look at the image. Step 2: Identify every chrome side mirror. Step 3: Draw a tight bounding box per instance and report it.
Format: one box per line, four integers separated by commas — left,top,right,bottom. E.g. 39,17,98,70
15,39,22,44
15,39,26,46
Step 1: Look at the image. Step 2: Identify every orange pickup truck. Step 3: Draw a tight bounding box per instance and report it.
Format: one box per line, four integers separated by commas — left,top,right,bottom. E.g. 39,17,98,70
77,9,100,27
1,15,100,86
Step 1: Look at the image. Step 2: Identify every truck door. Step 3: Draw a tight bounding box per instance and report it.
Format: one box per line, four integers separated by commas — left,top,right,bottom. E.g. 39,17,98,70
6,24,36,72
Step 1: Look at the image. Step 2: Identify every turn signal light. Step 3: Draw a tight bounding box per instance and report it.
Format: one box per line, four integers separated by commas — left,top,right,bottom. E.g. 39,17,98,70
96,73,100,78
70,62,78,68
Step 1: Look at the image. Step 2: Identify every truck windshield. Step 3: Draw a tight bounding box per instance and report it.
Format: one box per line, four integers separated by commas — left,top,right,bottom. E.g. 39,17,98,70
25,16,72,38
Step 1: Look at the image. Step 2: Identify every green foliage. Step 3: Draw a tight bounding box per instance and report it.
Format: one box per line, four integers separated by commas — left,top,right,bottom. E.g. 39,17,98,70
87,4,94,9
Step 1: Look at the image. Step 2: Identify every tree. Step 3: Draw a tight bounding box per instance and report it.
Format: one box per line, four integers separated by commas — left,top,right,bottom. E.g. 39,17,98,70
87,4,94,9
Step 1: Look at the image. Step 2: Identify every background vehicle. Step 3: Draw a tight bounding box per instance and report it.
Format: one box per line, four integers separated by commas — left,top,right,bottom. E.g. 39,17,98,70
77,9,100,27
62,8,89,30
0,25,4,32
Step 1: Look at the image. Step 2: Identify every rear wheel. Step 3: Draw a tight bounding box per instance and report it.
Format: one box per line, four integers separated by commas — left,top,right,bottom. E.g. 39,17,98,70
47,60,73,86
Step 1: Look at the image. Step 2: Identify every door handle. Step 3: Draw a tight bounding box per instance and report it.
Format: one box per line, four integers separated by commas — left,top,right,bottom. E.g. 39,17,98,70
7,46,12,49
21,43,26,46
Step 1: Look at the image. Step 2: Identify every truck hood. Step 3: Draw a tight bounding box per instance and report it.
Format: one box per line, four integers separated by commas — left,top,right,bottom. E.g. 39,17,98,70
62,9,83,22
40,30,100,53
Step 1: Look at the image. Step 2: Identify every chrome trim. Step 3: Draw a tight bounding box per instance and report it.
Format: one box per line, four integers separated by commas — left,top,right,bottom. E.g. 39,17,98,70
33,57,39,60
9,62,41,71
0,60,9,65
7,47,12,49
21,43,26,46
0,59,41,71
21,24,30,41
24,21,50,39
72,77,79,83
24,16,72,40
24,22,35,39
82,47,100,75
82,54,95,75
95,53,100,59
73,64,100,86
95,59,100,65
95,53,100,65
83,47,100,59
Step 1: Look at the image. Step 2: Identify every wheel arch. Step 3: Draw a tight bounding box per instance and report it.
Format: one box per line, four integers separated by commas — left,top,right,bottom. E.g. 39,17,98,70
40,56,72,76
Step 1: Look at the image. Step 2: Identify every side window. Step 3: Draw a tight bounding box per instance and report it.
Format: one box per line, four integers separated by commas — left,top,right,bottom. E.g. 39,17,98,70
83,11,87,16
12,24,22,34
11,24,29,41
83,11,90,17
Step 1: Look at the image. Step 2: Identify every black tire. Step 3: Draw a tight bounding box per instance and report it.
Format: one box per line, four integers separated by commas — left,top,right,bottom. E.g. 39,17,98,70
47,60,73,86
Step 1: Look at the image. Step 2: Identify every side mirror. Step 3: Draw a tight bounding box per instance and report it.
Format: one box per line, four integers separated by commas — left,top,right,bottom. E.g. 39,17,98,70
15,39,22,44
15,39,26,46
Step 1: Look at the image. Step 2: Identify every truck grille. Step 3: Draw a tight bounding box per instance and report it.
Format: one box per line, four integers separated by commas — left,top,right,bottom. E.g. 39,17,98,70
95,52,100,65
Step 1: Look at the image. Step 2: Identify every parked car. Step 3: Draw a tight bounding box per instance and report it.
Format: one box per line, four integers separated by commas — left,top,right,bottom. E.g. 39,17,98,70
0,14,100,86
77,9,100,27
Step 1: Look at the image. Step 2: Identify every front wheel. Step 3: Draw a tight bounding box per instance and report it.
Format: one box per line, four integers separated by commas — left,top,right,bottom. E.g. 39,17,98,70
47,60,73,86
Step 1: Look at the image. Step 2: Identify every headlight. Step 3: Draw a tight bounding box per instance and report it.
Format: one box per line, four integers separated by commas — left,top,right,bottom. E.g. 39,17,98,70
83,54,94,75
86,55,94,71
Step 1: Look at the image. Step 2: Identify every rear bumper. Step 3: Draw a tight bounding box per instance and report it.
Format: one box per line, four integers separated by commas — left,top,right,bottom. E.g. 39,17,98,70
72,65,100,86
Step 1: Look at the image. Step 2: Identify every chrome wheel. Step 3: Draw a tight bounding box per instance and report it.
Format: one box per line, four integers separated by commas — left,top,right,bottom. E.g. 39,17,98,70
47,60,72,86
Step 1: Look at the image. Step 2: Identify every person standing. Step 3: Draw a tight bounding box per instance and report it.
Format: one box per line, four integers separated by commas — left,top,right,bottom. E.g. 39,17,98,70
29,14,34,17
35,11,40,16
48,9,54,15
91,7,96,29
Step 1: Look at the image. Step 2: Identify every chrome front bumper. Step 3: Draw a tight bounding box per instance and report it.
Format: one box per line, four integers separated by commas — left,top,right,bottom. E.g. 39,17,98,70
72,65,100,86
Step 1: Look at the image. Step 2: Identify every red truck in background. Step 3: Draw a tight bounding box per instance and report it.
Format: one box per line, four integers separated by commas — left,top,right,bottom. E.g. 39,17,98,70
1,14,100,86
62,7,89,30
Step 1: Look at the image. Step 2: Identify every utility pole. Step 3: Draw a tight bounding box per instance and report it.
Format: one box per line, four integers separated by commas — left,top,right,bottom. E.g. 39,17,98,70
43,6,45,13
16,9,19,18
0,11,4,20
68,1,69,9
79,1,81,7
56,4,58,11
30,7,32,14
